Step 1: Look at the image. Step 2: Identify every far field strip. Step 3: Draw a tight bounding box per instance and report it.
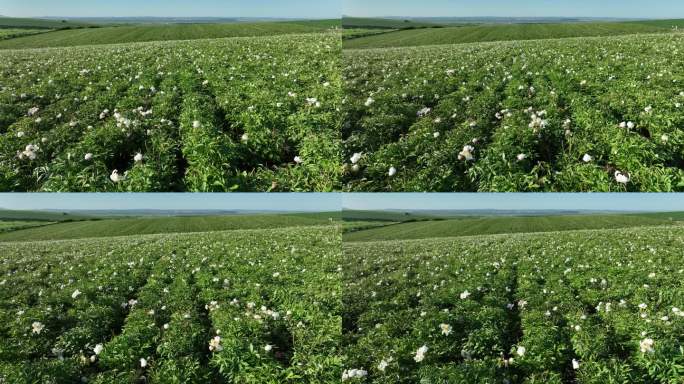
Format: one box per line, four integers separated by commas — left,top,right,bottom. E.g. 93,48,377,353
343,21,683,49
344,215,682,242
0,215,336,242
0,22,333,49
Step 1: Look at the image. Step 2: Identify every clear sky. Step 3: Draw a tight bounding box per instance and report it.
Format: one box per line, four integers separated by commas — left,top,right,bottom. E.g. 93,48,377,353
343,193,684,212
344,0,684,19
0,0,341,18
0,193,341,212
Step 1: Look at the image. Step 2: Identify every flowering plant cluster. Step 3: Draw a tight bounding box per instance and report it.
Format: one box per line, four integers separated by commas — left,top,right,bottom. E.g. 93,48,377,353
0,33,341,192
0,225,342,383
341,226,684,383
343,33,684,191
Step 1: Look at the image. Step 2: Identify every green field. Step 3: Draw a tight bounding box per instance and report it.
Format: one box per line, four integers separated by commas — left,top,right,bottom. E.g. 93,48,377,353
344,214,680,242
0,16,92,30
0,22,332,49
342,17,442,30
0,32,340,192
0,28,49,40
0,224,341,383
342,225,684,383
343,22,675,49
0,220,52,233
0,209,95,222
0,214,333,241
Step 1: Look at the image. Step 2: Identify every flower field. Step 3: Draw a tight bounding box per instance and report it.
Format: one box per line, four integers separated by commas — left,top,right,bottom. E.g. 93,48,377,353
0,225,342,383
343,32,684,191
0,32,341,191
342,226,684,383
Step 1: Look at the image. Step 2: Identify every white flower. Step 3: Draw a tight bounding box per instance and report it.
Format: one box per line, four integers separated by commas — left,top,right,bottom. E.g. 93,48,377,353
364,97,375,107
638,303,647,310
377,358,391,372
209,336,223,352
134,153,143,162
93,344,103,355
516,153,527,161
110,170,124,183
294,156,303,164
71,289,82,299
516,346,526,357
163,323,169,329
342,368,368,381
439,323,452,336
580,80,587,86
433,132,440,138
19,144,40,160
28,106,39,116
414,345,428,362
572,359,580,370
582,154,593,163
460,290,470,300
241,133,249,142
458,145,475,161
644,105,653,113
264,344,273,352
350,152,362,164
627,121,635,129
661,134,669,143
640,338,654,353
614,171,630,184
31,321,45,334
388,166,397,177
17,131,25,138
417,107,431,117
84,153,93,161
192,120,201,128
140,358,147,368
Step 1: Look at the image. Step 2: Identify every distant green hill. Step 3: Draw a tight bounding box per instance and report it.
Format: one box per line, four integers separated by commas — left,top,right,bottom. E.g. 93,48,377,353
0,16,92,29
343,17,443,30
0,22,331,49
344,21,676,49
343,210,438,222
344,214,679,242
0,214,334,242
0,209,95,222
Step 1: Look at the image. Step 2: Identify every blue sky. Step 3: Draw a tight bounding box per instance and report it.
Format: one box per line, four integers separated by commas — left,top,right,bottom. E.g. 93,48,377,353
344,0,684,19
0,193,341,212
0,0,341,18
2,193,682,213
343,194,684,212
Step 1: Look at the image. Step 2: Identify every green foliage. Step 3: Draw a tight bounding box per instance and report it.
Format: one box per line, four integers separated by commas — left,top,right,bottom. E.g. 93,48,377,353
344,22,676,49
343,33,684,191
0,225,342,383
344,214,677,242
0,22,331,49
0,214,334,242
0,32,341,191
342,226,684,383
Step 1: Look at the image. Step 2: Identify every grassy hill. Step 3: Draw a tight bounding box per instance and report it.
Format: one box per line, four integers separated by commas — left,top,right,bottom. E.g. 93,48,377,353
343,21,676,49
344,214,679,242
0,213,335,242
0,21,331,49
343,17,442,29
0,209,96,222
342,209,438,222
0,16,92,29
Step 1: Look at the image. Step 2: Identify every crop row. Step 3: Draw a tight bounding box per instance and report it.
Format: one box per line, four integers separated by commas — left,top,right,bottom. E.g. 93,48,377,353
341,226,684,383
343,33,684,191
0,32,341,192
0,226,342,383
